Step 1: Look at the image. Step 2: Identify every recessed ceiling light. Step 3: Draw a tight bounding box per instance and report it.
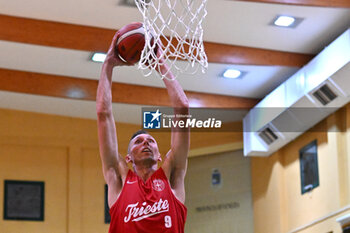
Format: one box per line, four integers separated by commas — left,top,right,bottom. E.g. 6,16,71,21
271,15,303,28
119,0,150,7
274,16,295,27
119,0,137,6
66,88,86,99
223,69,243,79
91,52,106,63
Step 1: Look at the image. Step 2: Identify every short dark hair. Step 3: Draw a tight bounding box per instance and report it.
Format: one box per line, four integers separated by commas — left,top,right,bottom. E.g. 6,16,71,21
130,130,149,141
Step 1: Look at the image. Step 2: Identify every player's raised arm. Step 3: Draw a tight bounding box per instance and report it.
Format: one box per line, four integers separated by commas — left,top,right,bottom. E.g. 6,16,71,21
96,32,130,207
157,50,190,203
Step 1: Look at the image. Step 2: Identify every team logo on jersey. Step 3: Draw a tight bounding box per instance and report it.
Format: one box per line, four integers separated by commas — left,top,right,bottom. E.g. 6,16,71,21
152,179,165,192
124,199,169,223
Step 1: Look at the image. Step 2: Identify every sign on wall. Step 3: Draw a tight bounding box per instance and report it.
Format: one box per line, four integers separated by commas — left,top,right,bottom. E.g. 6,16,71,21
4,180,45,221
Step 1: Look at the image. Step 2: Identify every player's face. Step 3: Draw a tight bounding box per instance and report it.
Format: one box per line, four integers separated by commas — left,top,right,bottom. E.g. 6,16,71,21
128,134,161,164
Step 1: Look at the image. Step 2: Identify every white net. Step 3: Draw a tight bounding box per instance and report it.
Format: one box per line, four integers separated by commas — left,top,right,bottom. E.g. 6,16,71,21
135,0,208,79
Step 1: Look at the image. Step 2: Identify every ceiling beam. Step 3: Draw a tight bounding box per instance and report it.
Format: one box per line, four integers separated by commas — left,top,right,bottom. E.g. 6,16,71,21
0,68,259,108
232,0,350,8
205,42,312,66
0,14,313,67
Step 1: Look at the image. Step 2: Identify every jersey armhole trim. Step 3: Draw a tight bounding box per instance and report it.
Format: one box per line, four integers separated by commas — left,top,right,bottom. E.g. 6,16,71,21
158,167,187,211
109,169,132,212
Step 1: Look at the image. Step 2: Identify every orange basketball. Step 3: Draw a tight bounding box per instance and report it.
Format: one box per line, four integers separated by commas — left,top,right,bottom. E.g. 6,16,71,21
115,22,145,64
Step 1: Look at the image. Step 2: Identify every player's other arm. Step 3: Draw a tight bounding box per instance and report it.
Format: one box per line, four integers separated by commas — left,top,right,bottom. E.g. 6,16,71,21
96,32,129,208
159,61,190,204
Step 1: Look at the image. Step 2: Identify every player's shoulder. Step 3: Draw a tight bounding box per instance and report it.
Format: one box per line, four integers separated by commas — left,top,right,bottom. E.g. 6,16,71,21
117,158,130,180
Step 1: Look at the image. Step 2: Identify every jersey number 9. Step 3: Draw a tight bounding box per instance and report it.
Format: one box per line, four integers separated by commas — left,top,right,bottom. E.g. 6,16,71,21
164,215,172,228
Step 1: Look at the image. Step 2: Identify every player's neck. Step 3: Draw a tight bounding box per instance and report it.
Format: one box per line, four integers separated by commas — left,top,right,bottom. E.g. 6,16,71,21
133,164,158,183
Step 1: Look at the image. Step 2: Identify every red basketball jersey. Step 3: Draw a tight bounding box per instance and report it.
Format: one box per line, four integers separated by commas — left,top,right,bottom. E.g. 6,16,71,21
108,168,187,233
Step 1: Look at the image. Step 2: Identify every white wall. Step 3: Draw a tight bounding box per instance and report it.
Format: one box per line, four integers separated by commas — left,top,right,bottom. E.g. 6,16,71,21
185,150,254,233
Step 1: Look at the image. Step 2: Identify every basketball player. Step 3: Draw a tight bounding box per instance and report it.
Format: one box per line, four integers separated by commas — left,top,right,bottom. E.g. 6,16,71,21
96,31,189,233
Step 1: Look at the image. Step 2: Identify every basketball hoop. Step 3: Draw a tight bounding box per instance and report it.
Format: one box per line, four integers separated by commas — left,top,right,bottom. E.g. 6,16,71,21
135,0,208,79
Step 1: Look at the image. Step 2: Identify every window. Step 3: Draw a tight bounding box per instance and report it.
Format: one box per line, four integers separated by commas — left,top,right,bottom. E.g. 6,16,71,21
299,140,319,194
105,184,111,223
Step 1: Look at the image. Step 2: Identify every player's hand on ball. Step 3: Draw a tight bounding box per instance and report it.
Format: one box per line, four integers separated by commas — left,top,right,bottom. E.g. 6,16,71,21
104,31,133,67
